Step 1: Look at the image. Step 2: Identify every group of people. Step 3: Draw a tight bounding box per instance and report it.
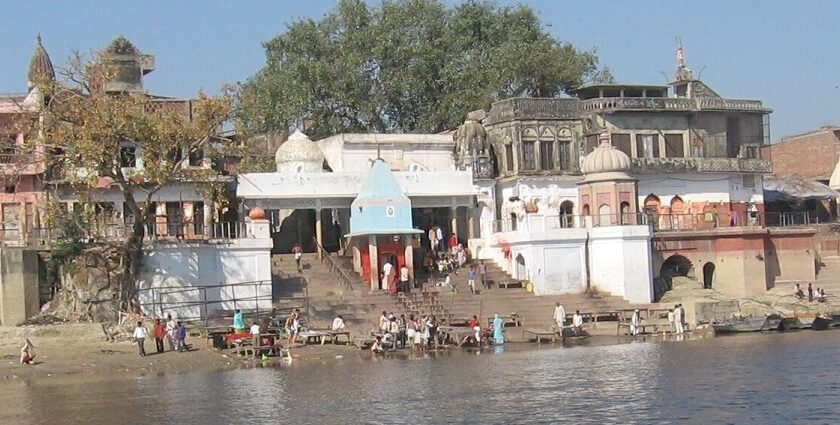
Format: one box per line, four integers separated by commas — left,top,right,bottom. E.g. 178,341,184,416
369,311,505,354
381,260,411,293
133,315,188,357
553,303,585,336
794,283,827,302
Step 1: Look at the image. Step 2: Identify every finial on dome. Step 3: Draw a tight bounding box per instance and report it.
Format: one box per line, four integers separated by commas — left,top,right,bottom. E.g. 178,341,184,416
598,132,611,147
27,34,55,91
36,33,42,45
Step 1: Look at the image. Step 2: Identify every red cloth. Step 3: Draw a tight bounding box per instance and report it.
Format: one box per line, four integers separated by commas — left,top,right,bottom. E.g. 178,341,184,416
388,271,398,293
153,323,166,339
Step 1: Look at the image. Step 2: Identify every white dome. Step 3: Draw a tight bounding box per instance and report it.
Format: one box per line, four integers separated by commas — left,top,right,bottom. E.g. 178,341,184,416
274,130,325,173
581,141,631,174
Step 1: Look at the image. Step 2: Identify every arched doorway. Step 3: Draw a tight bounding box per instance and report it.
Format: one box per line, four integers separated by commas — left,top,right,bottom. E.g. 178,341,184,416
703,262,715,289
559,200,574,228
581,204,591,227
598,204,611,226
515,253,526,280
656,254,694,301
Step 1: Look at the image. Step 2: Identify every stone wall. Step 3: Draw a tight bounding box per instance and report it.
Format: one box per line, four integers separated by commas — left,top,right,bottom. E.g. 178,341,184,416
0,249,41,325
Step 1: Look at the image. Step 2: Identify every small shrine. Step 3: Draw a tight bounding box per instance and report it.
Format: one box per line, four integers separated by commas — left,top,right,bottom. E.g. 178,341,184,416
345,158,422,290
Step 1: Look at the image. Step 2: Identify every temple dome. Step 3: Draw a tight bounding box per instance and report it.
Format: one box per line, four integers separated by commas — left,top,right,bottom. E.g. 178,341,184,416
274,130,325,173
581,140,631,174
27,35,54,90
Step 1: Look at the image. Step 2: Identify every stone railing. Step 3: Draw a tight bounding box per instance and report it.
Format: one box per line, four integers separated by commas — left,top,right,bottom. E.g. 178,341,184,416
487,98,580,123
580,97,696,112
696,98,769,112
631,157,772,174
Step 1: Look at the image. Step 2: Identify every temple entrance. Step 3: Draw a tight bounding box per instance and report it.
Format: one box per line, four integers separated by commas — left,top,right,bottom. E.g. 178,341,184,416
273,209,316,254
703,262,715,289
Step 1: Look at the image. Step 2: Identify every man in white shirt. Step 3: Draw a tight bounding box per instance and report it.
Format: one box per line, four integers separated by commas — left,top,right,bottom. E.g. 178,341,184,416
630,310,642,336
674,304,684,334
572,311,584,336
332,315,346,331
133,321,148,357
379,311,389,333
553,303,566,330
399,265,410,293
250,321,262,351
382,261,393,291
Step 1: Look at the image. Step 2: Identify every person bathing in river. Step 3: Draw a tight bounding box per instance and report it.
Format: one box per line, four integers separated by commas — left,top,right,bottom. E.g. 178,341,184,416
406,314,418,350
493,314,504,344
370,336,385,355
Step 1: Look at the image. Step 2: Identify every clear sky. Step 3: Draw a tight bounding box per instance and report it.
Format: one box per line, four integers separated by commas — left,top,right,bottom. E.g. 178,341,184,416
2,0,838,141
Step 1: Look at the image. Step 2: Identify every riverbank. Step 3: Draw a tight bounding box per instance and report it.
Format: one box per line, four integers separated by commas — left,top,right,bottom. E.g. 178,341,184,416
0,322,722,384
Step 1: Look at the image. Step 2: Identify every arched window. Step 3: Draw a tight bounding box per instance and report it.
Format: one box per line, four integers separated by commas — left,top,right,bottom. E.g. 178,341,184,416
620,202,631,224
670,195,685,213
643,194,661,229
559,200,574,228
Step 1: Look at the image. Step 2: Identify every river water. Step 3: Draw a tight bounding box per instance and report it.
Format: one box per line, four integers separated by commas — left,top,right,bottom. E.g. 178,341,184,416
2,331,840,424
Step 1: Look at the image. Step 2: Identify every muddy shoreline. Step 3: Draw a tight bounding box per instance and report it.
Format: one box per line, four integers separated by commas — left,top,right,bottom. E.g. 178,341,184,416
0,322,724,386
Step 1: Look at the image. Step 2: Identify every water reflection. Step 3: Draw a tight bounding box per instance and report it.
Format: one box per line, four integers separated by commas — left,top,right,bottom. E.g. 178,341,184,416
3,331,840,424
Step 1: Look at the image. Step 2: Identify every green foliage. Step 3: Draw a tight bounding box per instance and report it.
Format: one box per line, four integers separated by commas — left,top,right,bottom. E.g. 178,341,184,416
45,209,91,287
237,0,610,139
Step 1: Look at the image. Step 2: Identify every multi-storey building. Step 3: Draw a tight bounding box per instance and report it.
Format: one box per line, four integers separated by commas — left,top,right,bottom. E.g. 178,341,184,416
463,49,815,301
0,36,231,246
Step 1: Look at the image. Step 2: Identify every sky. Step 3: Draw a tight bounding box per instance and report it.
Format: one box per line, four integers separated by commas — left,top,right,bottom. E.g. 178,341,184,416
2,0,838,141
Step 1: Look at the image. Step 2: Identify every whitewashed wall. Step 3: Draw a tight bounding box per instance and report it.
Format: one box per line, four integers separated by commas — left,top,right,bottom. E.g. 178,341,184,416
137,221,273,320
637,173,763,206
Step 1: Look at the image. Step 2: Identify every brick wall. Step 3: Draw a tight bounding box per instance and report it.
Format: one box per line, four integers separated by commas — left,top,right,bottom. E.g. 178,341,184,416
765,129,840,180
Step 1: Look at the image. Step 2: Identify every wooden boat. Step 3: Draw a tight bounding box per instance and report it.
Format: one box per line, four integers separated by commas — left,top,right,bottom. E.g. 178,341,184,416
712,315,783,334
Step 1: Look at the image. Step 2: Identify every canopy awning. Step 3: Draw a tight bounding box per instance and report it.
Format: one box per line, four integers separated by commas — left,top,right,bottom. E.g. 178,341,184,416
764,176,840,202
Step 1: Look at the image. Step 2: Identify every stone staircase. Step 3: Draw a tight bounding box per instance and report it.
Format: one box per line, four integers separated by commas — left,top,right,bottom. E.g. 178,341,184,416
815,255,840,295
273,253,652,335
272,253,400,330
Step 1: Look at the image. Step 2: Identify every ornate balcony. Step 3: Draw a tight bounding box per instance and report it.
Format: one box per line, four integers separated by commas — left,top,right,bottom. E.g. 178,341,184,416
631,157,773,174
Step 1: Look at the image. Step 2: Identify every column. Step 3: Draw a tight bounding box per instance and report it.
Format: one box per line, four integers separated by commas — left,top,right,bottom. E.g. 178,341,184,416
315,208,323,260
404,234,414,286
203,202,212,236
468,208,476,239
450,206,458,245
368,235,379,290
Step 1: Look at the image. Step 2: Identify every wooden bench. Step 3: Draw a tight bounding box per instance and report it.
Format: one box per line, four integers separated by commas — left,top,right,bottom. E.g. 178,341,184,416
526,328,559,343
498,280,523,289
327,330,352,345
618,319,673,335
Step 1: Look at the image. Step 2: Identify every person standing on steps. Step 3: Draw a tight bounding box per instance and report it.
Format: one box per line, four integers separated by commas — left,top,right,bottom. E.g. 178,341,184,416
468,264,477,295
478,261,488,289
553,303,566,331
673,304,684,334
292,243,304,273
807,282,814,302
233,309,245,333
400,264,410,293
165,314,177,351
382,260,393,292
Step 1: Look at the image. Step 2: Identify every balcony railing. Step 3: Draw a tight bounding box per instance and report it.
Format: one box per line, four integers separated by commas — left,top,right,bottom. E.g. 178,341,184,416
631,157,772,174
490,211,817,235
0,220,251,248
